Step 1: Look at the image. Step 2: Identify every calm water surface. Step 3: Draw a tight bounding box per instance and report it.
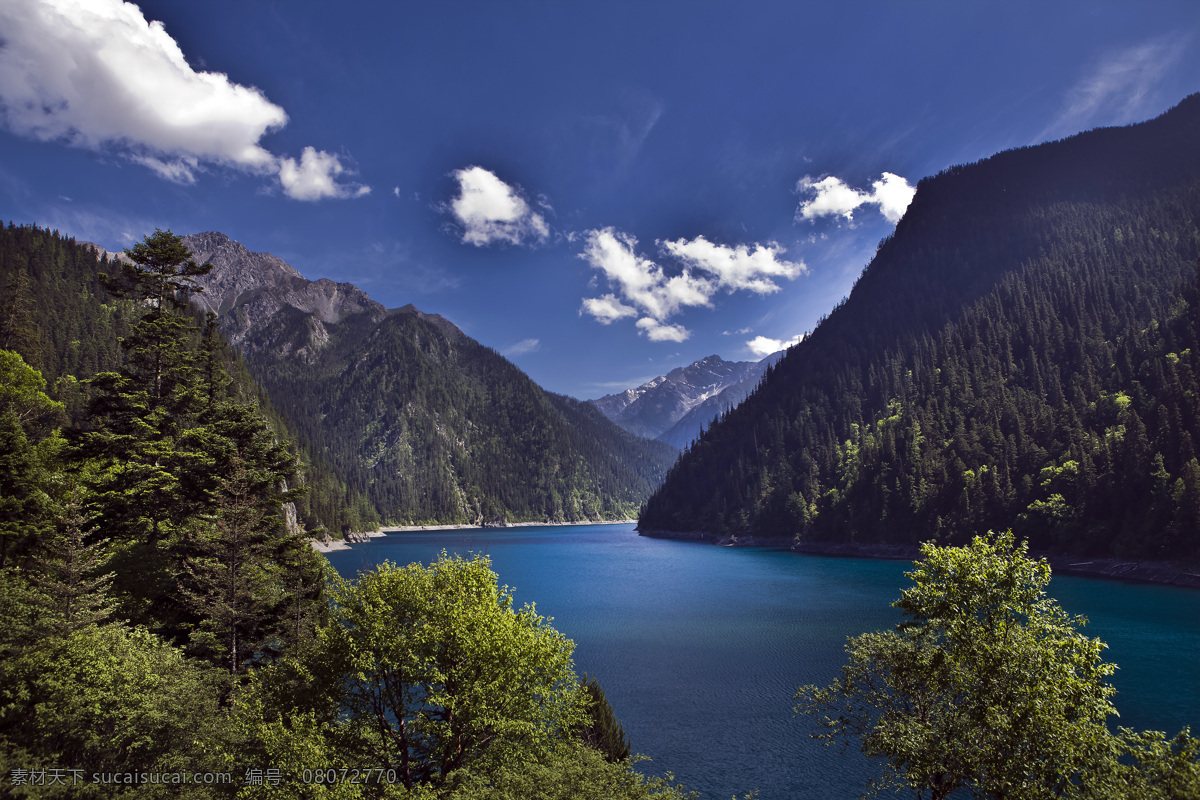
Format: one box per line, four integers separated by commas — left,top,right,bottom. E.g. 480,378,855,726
324,524,1200,800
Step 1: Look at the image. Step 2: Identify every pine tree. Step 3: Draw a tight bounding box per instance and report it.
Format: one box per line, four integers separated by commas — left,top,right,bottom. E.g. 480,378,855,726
28,494,116,637
181,456,283,674
578,674,631,762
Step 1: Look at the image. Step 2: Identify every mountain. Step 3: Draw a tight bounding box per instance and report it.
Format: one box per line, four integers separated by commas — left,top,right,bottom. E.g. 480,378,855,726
657,351,785,450
182,232,677,525
640,94,1200,563
0,223,375,535
590,355,769,441
181,232,384,351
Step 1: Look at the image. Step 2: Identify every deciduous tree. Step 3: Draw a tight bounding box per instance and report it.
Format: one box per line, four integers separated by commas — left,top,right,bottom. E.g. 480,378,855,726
794,532,1118,800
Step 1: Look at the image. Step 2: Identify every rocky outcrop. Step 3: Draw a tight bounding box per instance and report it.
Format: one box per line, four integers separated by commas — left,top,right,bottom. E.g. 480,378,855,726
181,232,385,350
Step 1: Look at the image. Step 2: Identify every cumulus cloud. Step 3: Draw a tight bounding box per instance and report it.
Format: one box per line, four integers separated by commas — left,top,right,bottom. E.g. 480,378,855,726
0,0,368,200
746,333,803,357
578,228,712,340
1039,34,1189,142
447,166,549,246
580,293,638,324
795,172,915,224
579,227,804,343
660,236,805,293
279,147,371,201
636,318,690,343
501,338,540,357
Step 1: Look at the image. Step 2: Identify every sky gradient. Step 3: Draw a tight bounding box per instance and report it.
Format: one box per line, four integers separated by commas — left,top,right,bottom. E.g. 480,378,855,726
2,0,1198,398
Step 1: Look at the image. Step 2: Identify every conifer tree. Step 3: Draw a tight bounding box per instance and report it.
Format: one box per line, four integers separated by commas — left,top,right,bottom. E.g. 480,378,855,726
181,456,282,674
578,674,632,762
28,494,116,637
0,350,63,569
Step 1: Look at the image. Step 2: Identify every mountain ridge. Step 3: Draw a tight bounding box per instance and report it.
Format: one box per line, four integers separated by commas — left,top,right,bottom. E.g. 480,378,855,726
590,354,770,442
639,93,1200,563
168,230,677,525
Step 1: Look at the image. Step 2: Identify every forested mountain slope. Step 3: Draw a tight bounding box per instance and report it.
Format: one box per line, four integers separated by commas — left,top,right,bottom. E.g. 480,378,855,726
0,223,373,534
243,304,677,525
182,233,677,525
640,94,1200,562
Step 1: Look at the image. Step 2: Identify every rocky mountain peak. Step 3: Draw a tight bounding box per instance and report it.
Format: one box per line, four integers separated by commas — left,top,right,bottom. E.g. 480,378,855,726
589,353,767,441
178,232,385,350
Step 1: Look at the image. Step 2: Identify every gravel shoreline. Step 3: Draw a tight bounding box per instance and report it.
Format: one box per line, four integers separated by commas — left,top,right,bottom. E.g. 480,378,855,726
310,519,637,552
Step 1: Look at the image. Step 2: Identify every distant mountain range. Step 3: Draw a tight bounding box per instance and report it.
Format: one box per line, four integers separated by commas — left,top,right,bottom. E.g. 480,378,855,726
640,93,1200,565
175,232,676,527
590,352,781,448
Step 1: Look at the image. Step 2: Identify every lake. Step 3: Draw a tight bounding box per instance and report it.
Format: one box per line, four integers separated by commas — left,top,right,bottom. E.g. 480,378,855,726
324,523,1200,800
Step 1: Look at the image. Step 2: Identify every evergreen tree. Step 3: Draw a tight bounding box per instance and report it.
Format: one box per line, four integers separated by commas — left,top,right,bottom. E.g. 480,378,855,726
28,494,117,638
181,456,284,674
578,674,632,762
0,350,63,569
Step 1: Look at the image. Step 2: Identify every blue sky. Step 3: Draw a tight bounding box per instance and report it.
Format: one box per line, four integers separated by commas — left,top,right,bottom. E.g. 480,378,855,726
2,1,1198,399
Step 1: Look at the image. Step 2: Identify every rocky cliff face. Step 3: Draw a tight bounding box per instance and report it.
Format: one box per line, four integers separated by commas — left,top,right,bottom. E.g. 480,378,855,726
181,232,385,350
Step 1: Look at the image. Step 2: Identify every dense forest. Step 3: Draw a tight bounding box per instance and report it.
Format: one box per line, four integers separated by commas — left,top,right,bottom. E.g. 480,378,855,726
0,223,377,535
238,299,677,525
640,94,1200,563
0,228,682,798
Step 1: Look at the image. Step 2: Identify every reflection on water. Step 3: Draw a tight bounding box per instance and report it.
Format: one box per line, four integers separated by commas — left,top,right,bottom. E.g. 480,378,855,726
324,524,1200,800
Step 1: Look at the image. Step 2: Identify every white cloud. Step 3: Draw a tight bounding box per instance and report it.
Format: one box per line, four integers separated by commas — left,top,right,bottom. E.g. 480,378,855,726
746,333,803,357
869,173,918,223
502,338,540,357
660,235,805,293
579,227,805,344
636,317,690,343
579,228,713,324
393,186,400,197
580,293,638,324
278,147,371,201
448,166,549,246
795,172,915,224
1039,34,1189,142
0,0,368,200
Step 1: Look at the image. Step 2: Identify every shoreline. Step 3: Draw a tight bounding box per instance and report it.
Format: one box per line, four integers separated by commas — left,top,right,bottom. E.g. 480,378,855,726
309,519,636,552
639,528,1200,589
379,519,636,533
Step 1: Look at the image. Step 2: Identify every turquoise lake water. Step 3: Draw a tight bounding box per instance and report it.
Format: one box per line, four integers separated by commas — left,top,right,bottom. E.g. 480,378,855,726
324,523,1200,800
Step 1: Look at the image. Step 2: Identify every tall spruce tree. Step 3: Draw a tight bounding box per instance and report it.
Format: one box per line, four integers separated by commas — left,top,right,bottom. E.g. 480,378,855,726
28,494,117,638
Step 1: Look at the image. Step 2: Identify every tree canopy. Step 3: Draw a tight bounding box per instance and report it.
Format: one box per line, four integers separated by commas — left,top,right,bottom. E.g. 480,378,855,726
795,532,1200,799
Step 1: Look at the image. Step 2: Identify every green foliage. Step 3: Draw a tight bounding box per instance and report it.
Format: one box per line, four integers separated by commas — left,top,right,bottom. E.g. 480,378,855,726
446,743,696,800
641,95,1200,562
578,674,631,762
0,350,64,569
0,227,688,798
0,624,231,799
181,456,288,673
795,532,1200,800
236,552,586,790
100,227,209,312
0,221,370,537
228,553,690,799
241,309,676,526
26,494,117,637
